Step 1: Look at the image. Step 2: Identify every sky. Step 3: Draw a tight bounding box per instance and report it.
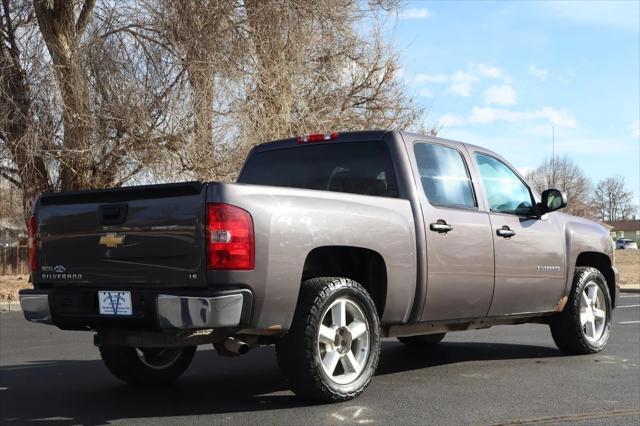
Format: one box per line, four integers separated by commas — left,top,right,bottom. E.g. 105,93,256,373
385,0,640,207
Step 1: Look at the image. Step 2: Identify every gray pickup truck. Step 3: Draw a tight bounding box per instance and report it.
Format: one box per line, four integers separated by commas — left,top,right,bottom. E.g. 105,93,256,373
20,130,619,402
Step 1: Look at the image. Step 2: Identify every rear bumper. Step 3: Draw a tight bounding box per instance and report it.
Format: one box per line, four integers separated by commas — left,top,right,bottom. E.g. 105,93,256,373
156,294,244,329
18,288,252,331
20,294,53,324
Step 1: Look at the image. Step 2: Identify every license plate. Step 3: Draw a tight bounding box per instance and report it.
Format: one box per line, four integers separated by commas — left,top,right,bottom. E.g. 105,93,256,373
98,291,132,316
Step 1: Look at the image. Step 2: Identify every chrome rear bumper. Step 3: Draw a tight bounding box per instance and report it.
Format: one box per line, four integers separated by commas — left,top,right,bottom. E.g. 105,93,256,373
156,294,245,329
19,289,250,330
19,294,53,324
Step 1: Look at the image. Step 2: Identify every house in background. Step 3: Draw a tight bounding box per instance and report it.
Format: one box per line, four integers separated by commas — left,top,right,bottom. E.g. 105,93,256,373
603,219,640,244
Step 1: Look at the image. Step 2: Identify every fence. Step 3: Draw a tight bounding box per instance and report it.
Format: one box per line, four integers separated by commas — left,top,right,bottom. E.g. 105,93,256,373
1,245,29,275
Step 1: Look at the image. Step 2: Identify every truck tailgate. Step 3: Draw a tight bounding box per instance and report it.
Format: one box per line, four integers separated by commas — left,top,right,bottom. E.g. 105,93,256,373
34,182,207,287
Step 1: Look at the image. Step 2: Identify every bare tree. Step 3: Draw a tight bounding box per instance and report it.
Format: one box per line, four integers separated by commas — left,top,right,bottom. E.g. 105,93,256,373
144,0,425,181
148,0,243,180
526,155,593,217
1,0,53,219
33,0,96,190
234,1,422,169
593,176,634,221
84,1,186,187
2,0,427,220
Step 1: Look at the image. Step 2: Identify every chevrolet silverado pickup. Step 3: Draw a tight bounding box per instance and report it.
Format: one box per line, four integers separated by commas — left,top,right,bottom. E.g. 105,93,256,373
20,130,619,402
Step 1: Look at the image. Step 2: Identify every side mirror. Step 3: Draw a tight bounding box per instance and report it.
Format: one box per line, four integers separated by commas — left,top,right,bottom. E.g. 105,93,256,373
539,188,567,214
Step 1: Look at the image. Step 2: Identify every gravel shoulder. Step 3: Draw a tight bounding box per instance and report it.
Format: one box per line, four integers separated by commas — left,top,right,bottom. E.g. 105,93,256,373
0,274,28,301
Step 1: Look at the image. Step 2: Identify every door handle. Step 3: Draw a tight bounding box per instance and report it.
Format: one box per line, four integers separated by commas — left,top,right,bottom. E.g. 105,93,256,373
496,226,516,238
430,220,454,234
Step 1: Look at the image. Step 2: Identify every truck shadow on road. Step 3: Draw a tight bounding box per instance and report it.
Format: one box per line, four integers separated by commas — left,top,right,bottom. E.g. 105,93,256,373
0,341,561,424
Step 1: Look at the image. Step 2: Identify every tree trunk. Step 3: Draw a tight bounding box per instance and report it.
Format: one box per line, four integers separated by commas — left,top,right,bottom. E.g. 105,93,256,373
244,0,295,140
187,61,214,181
33,0,94,190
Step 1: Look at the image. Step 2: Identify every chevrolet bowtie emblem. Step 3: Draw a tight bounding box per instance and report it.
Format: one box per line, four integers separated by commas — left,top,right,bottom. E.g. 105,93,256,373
99,233,125,248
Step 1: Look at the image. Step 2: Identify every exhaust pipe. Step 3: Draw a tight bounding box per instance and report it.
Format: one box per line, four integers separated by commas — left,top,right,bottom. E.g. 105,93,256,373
223,337,249,355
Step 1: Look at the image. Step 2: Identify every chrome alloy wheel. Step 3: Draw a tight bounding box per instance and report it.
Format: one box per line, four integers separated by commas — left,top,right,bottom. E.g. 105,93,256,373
317,297,370,385
135,347,183,370
579,281,607,343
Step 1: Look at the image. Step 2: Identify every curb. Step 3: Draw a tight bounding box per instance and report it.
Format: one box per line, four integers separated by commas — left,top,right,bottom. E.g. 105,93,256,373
0,301,22,312
620,286,640,294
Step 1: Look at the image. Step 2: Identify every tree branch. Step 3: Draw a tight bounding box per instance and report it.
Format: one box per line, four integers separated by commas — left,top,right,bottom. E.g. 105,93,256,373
76,0,95,34
2,0,18,55
0,169,21,187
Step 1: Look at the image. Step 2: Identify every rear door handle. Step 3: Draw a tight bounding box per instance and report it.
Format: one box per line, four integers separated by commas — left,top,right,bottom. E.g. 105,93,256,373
496,226,516,238
430,220,454,234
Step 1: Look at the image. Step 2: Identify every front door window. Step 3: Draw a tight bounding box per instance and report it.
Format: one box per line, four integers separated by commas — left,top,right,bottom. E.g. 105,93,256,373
474,153,534,215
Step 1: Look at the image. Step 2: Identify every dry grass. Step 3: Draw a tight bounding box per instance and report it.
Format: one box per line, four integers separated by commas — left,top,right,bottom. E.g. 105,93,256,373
615,250,640,285
0,275,29,301
1,250,638,301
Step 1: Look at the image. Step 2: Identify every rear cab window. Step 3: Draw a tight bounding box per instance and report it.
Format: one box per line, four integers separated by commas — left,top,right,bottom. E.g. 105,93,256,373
238,141,399,198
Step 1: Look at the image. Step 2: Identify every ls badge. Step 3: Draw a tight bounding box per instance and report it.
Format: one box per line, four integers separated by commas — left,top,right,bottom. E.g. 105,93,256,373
99,233,125,248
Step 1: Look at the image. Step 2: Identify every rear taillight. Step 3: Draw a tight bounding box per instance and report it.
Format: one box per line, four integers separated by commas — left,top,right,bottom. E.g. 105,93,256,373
28,215,37,272
206,204,254,270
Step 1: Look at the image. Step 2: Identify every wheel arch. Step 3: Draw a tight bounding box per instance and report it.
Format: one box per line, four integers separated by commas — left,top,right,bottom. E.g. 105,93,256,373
575,251,617,308
302,246,388,318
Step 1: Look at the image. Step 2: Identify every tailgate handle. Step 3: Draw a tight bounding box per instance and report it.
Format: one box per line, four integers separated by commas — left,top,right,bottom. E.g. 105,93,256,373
99,204,128,225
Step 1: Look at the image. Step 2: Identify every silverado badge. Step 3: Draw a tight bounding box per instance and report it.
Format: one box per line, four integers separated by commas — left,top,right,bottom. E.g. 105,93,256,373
99,233,125,248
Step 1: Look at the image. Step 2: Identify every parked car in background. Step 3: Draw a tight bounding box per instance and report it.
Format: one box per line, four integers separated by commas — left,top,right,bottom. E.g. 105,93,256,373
616,238,638,250
20,130,619,402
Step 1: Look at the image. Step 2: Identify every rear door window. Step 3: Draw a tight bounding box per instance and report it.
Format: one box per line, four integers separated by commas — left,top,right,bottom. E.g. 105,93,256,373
413,143,476,209
238,142,399,198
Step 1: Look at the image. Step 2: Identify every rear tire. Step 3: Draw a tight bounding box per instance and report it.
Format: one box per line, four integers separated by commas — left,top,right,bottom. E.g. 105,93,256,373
99,345,196,385
549,267,612,355
397,332,446,347
276,277,381,402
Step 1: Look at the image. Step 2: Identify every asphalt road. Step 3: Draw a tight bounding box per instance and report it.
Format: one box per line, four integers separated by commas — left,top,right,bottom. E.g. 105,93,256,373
1,295,639,425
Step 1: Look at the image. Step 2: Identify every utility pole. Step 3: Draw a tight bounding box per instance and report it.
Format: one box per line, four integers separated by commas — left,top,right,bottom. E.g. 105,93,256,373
551,126,556,187
552,126,555,160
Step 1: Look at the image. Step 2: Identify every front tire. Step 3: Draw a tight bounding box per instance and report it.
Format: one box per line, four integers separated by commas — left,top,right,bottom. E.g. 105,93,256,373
99,345,196,385
276,277,381,402
549,267,612,355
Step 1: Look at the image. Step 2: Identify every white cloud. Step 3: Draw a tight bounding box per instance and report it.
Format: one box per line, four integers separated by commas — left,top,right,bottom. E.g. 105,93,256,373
442,128,632,158
438,113,464,127
538,1,639,32
448,83,472,97
631,120,640,138
472,63,503,79
483,85,517,106
470,106,578,128
413,64,503,97
528,64,548,81
414,73,449,84
438,106,578,129
418,87,433,98
398,8,432,20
